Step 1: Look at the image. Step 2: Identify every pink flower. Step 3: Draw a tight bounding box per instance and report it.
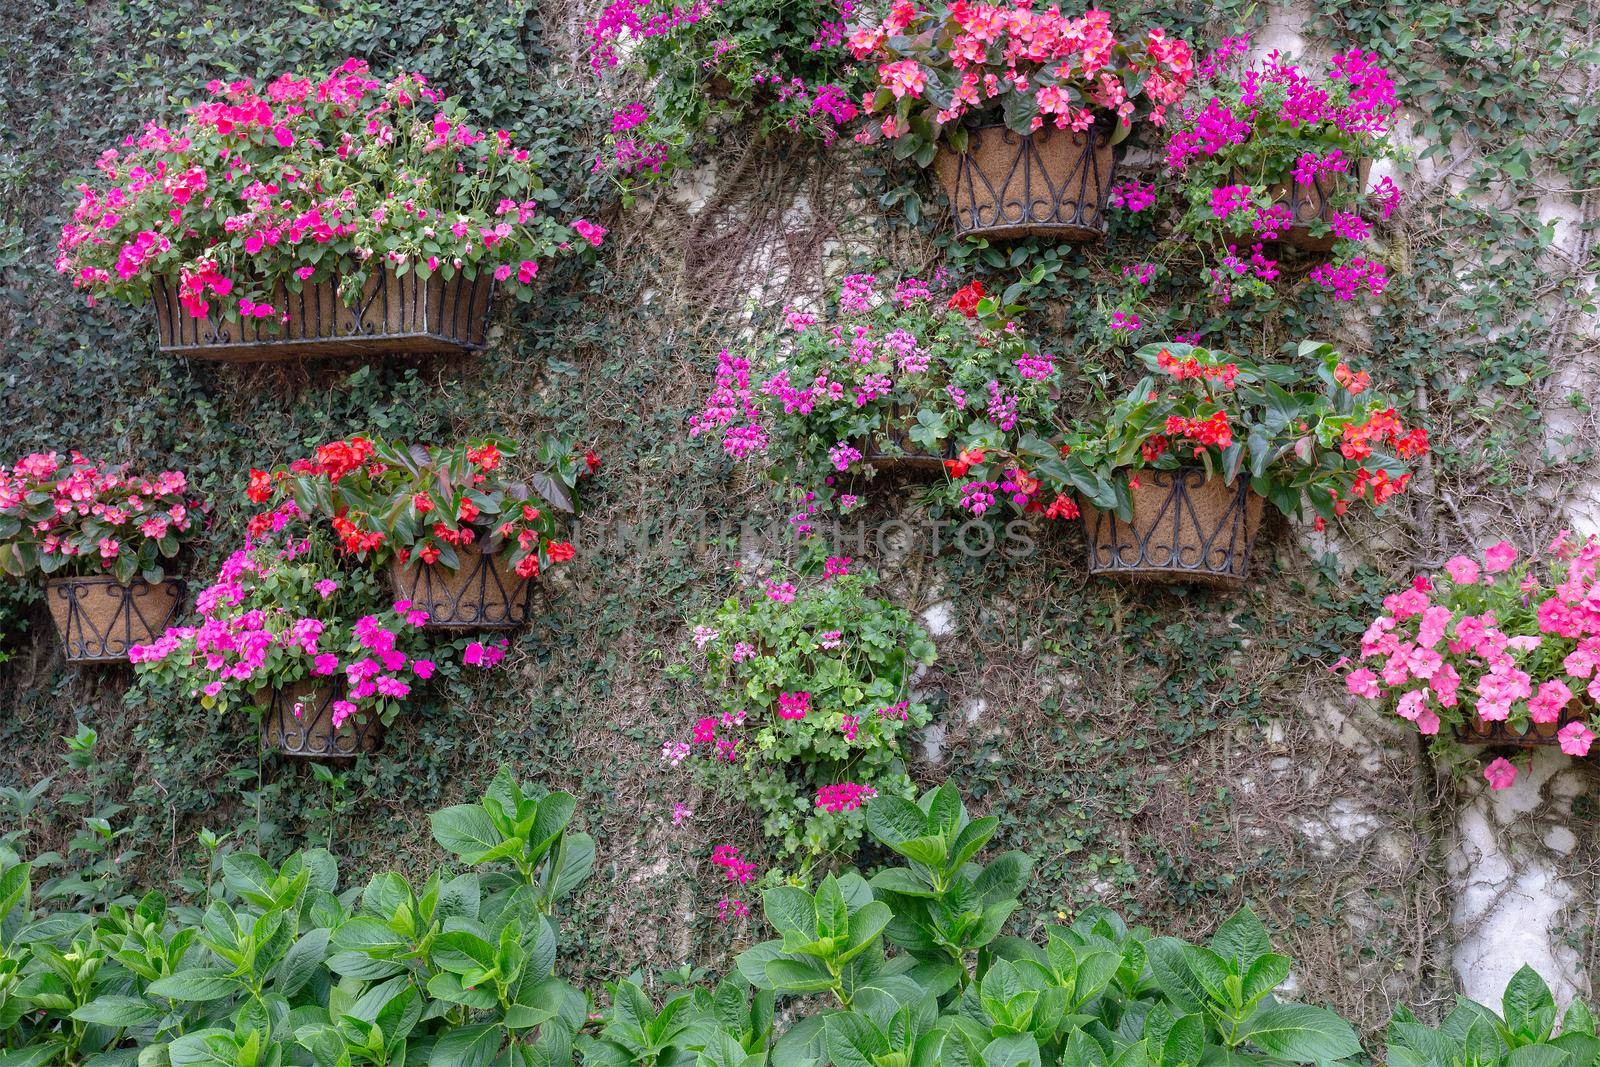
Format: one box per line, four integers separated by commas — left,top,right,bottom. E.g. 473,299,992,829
413,659,436,680
1483,757,1517,791
330,700,358,729
1345,668,1380,699
464,639,508,668
1528,680,1573,724
1443,555,1480,585
572,219,606,247
1484,541,1518,574
314,578,338,598
1558,720,1595,757
312,653,340,676
777,691,810,720
816,782,877,813
671,802,693,825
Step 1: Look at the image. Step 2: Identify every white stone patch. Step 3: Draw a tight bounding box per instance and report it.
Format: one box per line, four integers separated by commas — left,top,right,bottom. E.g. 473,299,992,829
668,160,719,216
1449,748,1587,1007
921,600,956,637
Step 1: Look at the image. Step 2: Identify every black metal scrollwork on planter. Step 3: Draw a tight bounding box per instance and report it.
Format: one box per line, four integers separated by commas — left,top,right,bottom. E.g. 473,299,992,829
393,544,532,631
44,576,183,664
1081,468,1264,585
152,269,496,362
259,681,384,759
934,123,1117,242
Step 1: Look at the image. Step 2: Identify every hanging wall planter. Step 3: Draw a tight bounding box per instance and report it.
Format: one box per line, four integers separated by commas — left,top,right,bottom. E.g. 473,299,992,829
152,270,495,363
258,680,384,759
1079,468,1264,585
44,575,184,665
861,406,959,479
934,124,1116,242
1268,160,1373,253
1453,703,1591,748
392,541,533,632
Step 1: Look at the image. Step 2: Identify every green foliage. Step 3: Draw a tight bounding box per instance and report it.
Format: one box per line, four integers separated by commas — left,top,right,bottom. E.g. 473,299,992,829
1029,340,1424,522
681,571,936,860
1386,965,1600,1067
590,0,867,192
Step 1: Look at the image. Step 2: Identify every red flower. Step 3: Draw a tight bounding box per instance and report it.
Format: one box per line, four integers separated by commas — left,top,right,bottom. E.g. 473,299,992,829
947,281,985,318
245,469,273,503
521,504,541,522
1045,493,1080,520
515,554,540,579
583,449,602,475
457,497,480,523
313,436,374,481
412,493,435,514
547,540,575,562
419,544,441,564
467,443,501,471
1140,435,1169,462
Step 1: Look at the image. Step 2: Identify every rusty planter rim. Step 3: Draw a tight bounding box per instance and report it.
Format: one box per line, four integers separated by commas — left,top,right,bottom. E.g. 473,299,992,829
934,121,1117,243
1079,467,1264,586
152,268,496,362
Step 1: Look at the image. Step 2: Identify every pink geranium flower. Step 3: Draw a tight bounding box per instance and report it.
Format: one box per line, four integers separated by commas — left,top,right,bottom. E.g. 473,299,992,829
1483,757,1517,790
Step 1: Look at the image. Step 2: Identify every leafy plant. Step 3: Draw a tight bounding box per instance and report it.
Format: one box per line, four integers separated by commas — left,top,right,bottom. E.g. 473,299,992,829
55,57,601,323
847,4,1196,164
262,434,589,577
673,567,936,860
690,271,1076,523
587,0,866,192
0,452,202,584
1386,965,1599,1067
1029,340,1428,524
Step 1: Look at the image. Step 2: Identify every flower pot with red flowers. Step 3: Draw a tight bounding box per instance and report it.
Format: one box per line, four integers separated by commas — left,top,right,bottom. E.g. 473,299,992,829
849,7,1194,242
0,453,202,663
260,436,588,633
131,520,437,759
1028,341,1428,585
1342,535,1600,792
690,274,1078,528
55,58,604,362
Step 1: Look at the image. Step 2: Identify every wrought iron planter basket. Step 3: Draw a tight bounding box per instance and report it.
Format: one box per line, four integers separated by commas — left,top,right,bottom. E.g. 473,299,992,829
44,575,183,664
934,123,1116,242
1266,159,1372,253
152,269,495,362
1080,468,1264,585
258,680,383,759
1453,702,1590,748
392,542,532,631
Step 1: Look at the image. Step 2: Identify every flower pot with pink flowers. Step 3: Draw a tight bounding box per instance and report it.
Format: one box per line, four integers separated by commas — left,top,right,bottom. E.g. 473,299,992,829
258,435,591,632
690,272,1081,530
1343,535,1600,791
0,452,203,664
55,58,604,362
130,515,438,759
1029,340,1428,585
848,6,1195,241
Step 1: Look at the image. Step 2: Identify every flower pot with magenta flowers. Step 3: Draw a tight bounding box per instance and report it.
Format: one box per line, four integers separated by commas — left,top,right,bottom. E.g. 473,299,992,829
690,271,1081,531
1027,341,1428,585
587,0,867,195
848,4,1195,241
1161,37,1401,285
131,515,435,759
0,452,203,664
55,58,604,362
1342,534,1600,792
665,560,936,862
258,435,589,632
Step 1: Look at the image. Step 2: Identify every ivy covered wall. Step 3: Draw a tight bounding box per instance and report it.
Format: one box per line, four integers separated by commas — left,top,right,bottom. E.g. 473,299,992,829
1,0,1596,1038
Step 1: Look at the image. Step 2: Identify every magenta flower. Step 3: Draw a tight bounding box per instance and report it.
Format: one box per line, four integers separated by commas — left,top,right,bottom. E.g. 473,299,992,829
1483,757,1517,791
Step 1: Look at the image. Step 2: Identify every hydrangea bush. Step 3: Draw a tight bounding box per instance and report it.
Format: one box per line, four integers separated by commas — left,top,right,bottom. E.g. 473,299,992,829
131,512,433,734
1117,38,1401,312
691,272,1078,527
253,434,589,578
588,0,864,191
1031,340,1428,525
1343,535,1600,791
848,3,1195,163
0,452,203,584
667,563,935,863
55,58,603,325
